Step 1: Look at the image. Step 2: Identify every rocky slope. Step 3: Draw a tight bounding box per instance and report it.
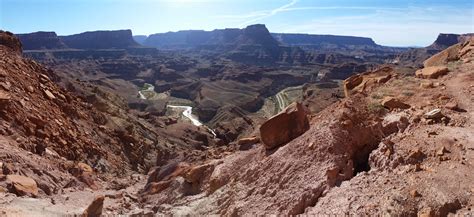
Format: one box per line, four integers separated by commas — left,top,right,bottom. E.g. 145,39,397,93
0,31,227,215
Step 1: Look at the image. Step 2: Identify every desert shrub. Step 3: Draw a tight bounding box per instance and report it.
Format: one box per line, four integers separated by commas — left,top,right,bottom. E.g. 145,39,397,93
371,92,384,99
402,91,415,96
367,102,386,113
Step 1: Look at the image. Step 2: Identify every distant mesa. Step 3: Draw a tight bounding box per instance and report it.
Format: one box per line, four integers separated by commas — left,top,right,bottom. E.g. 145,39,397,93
243,24,279,47
272,33,377,47
144,24,278,49
16,29,140,50
142,24,292,65
142,24,380,50
143,24,279,49
15,25,386,53
16,31,67,50
60,30,140,49
428,33,474,50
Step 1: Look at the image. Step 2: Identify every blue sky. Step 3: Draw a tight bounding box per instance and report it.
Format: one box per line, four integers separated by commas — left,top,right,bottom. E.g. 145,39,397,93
1,0,473,46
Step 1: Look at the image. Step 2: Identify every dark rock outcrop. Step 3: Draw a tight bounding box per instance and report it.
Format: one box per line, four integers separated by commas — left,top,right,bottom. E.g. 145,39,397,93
0,30,22,53
16,31,67,50
60,30,140,49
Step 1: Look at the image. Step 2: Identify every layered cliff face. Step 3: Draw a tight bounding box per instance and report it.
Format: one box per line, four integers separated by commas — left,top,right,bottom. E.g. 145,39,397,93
145,25,381,50
60,30,140,49
145,25,303,65
16,31,67,50
428,33,474,50
144,24,279,50
272,33,377,47
144,24,403,65
242,24,279,47
395,33,474,67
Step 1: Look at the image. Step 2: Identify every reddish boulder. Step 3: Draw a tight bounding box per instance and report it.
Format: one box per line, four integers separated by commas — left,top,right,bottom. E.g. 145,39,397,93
184,163,215,184
0,90,11,109
343,66,393,97
259,102,309,150
6,175,38,197
82,195,104,217
143,180,172,195
423,44,461,67
415,66,449,79
237,137,260,146
146,162,190,184
381,97,410,110
445,102,459,110
78,162,93,173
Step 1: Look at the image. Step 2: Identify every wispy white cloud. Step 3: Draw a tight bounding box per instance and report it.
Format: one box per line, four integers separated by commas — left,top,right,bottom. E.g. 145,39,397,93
277,6,405,12
217,4,408,27
215,1,472,46
274,6,473,46
236,0,299,27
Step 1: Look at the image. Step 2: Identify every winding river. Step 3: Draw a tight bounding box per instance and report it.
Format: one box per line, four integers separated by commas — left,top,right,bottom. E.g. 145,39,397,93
139,84,216,137
138,84,155,100
167,105,217,137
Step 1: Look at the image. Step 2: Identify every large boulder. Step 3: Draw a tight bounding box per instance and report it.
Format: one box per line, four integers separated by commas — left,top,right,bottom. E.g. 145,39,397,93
415,66,449,79
381,97,410,110
424,38,474,67
237,137,260,145
146,162,190,184
6,175,38,197
82,195,104,217
0,90,11,109
259,102,309,150
459,39,474,60
382,113,409,135
423,44,461,67
343,66,393,97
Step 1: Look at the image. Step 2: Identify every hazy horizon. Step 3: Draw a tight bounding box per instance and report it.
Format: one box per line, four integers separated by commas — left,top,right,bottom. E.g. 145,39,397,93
1,0,473,47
